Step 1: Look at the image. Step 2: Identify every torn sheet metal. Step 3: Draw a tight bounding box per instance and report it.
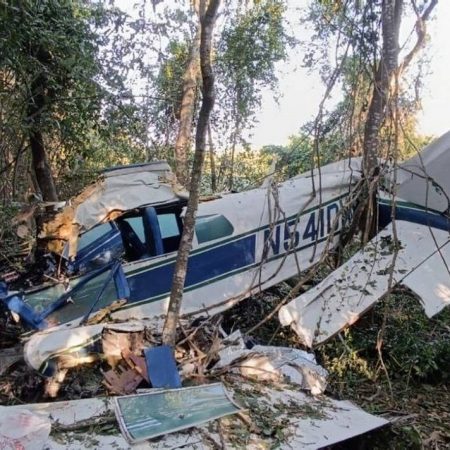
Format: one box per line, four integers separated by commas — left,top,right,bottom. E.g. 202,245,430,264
144,345,182,389
40,161,187,257
4,397,204,450
257,387,389,449
114,383,241,443
24,321,146,375
0,406,51,450
1,389,387,449
396,130,450,212
214,344,328,395
279,220,450,347
103,362,146,395
102,322,145,367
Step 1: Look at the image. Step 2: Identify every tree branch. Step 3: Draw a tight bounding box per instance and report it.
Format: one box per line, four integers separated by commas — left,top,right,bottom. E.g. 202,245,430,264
398,0,438,74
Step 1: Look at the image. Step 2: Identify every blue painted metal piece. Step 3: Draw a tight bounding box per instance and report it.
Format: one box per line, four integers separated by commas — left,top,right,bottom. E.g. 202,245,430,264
0,282,48,329
1,261,130,330
144,345,181,388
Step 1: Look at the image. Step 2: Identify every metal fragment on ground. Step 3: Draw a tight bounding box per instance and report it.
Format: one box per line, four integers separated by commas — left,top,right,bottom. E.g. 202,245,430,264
102,321,145,367
214,344,328,395
24,321,147,375
114,382,241,443
0,378,388,449
249,386,389,449
0,406,51,450
122,349,149,382
144,345,181,388
103,362,146,395
3,397,204,449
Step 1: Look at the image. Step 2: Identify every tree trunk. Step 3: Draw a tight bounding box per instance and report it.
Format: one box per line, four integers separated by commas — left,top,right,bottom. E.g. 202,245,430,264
173,21,202,188
162,0,221,346
208,123,217,192
228,130,237,191
30,130,58,202
228,91,241,191
362,0,402,177
359,0,402,241
27,75,58,202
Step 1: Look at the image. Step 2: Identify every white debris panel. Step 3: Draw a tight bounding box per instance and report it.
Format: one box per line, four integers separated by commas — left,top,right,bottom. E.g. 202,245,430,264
24,321,149,374
265,387,388,449
279,220,450,347
213,338,328,395
3,397,204,450
0,386,388,450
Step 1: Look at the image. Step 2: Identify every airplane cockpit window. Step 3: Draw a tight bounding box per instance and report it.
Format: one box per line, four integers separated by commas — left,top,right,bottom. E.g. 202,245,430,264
116,216,148,260
117,208,184,259
158,213,180,239
122,217,146,243
77,222,114,252
195,215,234,244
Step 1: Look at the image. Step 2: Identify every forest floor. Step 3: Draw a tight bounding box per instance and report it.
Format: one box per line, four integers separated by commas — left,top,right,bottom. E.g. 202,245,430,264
223,284,450,449
0,277,448,448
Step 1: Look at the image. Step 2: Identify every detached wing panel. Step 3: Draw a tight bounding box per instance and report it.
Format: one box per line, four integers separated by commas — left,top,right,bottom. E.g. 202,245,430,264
279,221,450,347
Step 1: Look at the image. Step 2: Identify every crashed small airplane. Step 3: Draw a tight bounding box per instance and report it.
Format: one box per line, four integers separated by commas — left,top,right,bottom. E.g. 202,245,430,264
1,131,450,354
1,156,357,330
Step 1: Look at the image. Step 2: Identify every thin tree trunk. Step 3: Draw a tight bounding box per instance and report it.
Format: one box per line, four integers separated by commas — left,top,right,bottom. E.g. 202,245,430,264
207,123,217,192
30,130,58,202
228,92,241,191
162,0,221,346
28,75,58,202
173,21,202,188
360,0,402,241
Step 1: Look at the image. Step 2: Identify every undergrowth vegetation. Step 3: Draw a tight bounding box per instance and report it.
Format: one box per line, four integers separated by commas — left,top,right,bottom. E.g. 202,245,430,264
319,292,450,387
223,280,450,448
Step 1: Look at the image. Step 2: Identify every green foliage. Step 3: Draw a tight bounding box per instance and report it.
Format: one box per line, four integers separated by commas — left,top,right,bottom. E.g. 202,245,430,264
218,0,288,113
0,0,148,201
201,148,272,195
214,0,291,149
261,132,338,181
0,204,22,271
150,40,191,144
318,292,450,386
262,134,314,179
227,148,273,190
300,1,435,166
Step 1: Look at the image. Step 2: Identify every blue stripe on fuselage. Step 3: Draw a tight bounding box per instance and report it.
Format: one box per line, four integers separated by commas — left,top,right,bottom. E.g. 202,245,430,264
127,234,256,303
378,199,450,231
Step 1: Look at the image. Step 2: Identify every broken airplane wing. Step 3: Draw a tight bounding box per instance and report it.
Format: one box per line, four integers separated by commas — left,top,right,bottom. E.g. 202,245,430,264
279,219,450,347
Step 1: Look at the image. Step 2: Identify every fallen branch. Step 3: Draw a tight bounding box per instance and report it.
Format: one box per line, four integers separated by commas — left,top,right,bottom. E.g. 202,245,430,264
51,413,116,433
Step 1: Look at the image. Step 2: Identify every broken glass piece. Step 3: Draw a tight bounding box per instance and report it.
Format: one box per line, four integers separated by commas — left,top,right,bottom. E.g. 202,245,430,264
114,383,241,443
